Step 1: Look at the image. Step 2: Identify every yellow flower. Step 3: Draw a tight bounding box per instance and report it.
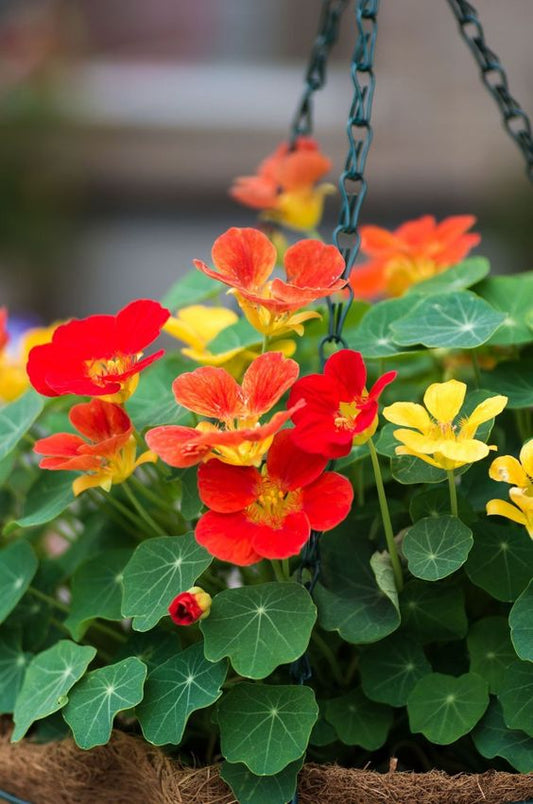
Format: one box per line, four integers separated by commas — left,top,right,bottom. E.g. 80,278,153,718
0,323,58,403
235,293,321,338
487,440,533,537
164,304,295,374
383,379,508,471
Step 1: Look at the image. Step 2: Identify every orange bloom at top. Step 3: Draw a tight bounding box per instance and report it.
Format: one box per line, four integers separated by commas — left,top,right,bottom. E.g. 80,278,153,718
145,351,302,469
229,137,334,231
350,215,481,299
194,227,347,337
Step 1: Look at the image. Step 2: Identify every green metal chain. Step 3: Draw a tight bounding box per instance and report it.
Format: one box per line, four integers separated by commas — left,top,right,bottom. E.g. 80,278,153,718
320,0,379,366
447,0,533,180
290,0,349,146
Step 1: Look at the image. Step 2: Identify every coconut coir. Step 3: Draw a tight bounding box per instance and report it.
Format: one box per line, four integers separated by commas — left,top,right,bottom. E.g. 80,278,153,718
1,728,533,804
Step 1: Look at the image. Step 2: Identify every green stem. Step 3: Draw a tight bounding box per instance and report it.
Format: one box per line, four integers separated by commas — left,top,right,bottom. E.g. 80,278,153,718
447,470,458,517
87,620,127,644
270,560,287,583
471,350,481,389
261,335,269,354
355,460,365,507
129,474,171,510
368,438,403,591
311,631,344,687
122,481,167,538
100,490,147,535
281,558,290,579
29,587,127,643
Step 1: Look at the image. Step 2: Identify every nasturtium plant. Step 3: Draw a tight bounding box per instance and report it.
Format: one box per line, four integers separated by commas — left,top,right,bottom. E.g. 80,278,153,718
1,151,532,801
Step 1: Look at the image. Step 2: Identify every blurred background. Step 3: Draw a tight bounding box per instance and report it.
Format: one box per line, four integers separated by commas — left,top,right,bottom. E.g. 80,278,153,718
0,0,532,323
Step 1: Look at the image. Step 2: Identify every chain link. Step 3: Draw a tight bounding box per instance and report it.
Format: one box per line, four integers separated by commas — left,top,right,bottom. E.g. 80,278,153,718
447,0,533,180
290,0,350,146
319,0,379,366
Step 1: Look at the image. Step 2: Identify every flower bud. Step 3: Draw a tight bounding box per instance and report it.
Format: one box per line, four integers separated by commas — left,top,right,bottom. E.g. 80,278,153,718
168,586,212,626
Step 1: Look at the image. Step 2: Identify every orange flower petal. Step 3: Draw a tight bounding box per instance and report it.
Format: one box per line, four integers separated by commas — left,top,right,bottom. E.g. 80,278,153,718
283,239,345,288
241,352,299,417
173,367,243,420
211,227,276,291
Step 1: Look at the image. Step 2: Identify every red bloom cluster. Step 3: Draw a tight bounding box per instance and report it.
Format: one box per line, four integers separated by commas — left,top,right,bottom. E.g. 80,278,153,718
195,431,353,566
27,299,169,403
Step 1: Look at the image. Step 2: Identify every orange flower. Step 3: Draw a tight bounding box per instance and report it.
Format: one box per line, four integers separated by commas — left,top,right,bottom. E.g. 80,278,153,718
193,227,347,337
145,351,302,468
350,215,481,299
229,137,334,231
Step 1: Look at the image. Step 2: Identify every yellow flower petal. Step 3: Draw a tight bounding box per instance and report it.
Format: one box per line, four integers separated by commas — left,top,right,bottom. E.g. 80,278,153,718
164,306,238,351
436,438,489,465
423,379,466,423
509,487,533,513
73,472,111,497
486,498,527,527
519,439,533,479
463,395,508,433
382,402,431,431
489,455,529,487
395,445,443,469
392,428,443,455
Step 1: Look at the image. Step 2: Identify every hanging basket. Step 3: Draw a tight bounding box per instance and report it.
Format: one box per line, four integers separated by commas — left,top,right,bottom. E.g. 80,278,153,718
2,728,533,804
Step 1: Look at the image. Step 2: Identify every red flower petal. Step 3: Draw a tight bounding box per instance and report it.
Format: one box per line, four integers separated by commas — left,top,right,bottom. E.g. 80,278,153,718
115,299,170,354
324,349,366,400
241,352,299,417
266,430,327,490
38,454,101,471
229,176,279,209
278,149,332,191
195,510,262,565
250,511,311,560
368,370,397,400
69,399,131,443
349,260,387,298
301,472,354,531
208,227,276,291
34,433,85,458
198,460,259,513
360,225,403,257
145,425,213,468
283,240,345,289
173,367,243,420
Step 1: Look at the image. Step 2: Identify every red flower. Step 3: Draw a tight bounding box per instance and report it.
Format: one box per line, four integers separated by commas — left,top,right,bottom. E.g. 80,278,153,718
27,299,170,402
146,352,303,468
168,587,212,625
229,137,333,231
194,430,354,566
0,308,8,352
350,215,480,299
289,350,396,458
34,398,155,495
193,228,346,337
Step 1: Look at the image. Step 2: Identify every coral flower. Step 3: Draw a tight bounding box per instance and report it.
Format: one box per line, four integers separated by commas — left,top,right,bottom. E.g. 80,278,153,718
383,380,508,471
164,304,295,376
350,215,481,299
229,137,334,231
195,430,354,565
289,350,396,459
193,227,347,337
34,399,156,496
27,299,170,403
487,440,533,537
0,309,58,403
146,351,302,468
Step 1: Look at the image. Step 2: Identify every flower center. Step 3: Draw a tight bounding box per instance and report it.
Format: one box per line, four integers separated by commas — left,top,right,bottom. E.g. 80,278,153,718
246,476,301,529
86,354,134,386
334,398,367,431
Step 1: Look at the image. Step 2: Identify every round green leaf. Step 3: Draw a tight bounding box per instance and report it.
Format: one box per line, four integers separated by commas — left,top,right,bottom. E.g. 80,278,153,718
161,269,218,310
391,291,505,349
400,579,467,643
0,540,38,623
310,704,337,747
403,515,473,581
62,657,147,749
5,472,76,534
125,355,192,430
179,467,203,521
407,258,490,295
324,688,393,749
121,533,212,631
473,698,533,772
467,617,515,694
499,660,533,735
345,296,417,358
391,455,447,485
480,359,533,409
409,487,474,524
201,583,316,679
359,632,431,707
477,272,533,346
407,672,489,745
220,758,303,804
0,629,32,714
64,549,132,641
115,630,181,673
136,642,227,745
218,683,318,775
465,522,533,602
0,390,44,462
315,528,400,644
208,317,260,354
12,640,96,741
509,580,533,661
